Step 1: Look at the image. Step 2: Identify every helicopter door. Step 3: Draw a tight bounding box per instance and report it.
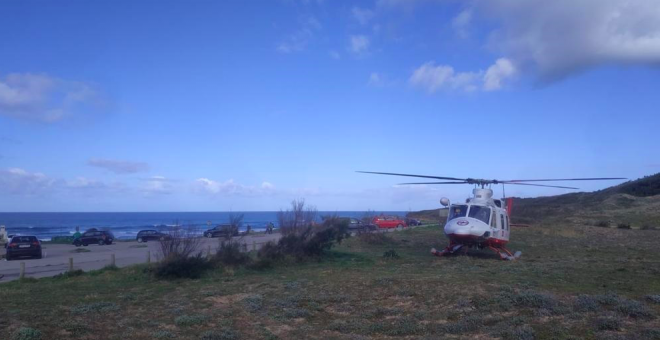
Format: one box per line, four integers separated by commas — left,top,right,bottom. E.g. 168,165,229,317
500,214,507,239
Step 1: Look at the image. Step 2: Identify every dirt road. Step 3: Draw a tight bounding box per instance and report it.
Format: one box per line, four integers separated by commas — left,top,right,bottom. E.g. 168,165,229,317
0,233,280,283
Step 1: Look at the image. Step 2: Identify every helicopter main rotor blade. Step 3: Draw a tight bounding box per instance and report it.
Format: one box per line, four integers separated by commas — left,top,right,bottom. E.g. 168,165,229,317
502,177,626,183
357,171,465,181
398,181,468,185
505,182,579,189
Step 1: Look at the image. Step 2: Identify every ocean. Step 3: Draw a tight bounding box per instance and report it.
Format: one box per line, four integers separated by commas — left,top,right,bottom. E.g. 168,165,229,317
0,211,407,241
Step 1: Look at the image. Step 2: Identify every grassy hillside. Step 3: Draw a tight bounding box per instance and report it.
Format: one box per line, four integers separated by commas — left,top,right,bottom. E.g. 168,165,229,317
409,173,660,229
2,225,660,339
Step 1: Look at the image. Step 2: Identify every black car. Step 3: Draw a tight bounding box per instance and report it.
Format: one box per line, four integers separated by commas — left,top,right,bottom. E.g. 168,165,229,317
5,236,42,260
406,218,422,226
339,217,378,232
73,230,115,246
136,230,171,243
203,224,239,238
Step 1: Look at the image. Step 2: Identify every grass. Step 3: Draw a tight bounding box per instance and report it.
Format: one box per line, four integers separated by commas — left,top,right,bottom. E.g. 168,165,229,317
1,224,660,339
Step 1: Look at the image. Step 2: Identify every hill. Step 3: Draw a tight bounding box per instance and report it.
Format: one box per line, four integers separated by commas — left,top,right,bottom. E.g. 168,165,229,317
408,173,660,228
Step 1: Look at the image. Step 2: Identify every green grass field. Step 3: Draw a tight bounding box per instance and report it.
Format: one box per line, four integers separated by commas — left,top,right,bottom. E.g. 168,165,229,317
2,224,660,340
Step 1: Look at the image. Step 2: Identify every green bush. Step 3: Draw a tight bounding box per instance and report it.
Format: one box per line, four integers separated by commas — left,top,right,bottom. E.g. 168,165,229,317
594,220,610,228
154,254,212,279
152,330,176,338
641,225,658,230
594,317,622,331
382,250,400,259
71,302,119,314
174,314,209,327
617,223,631,229
253,217,349,267
200,329,239,340
214,240,251,267
11,327,42,340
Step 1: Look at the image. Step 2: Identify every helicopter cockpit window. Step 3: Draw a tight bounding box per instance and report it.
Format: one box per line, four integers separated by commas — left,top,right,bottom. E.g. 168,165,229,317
468,205,491,224
448,205,468,220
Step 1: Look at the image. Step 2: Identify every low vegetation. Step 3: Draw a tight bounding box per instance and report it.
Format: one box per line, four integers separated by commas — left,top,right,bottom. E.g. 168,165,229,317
2,224,660,339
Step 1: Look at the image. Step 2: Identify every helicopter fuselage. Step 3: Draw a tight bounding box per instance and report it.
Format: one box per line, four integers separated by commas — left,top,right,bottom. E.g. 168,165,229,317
443,188,511,249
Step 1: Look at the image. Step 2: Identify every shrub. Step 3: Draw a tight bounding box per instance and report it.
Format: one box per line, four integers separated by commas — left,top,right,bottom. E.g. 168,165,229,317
154,254,213,279
594,317,622,331
214,240,251,266
617,223,631,229
53,269,84,279
500,325,535,340
594,220,610,228
200,329,239,340
63,322,89,336
615,300,655,319
646,295,660,304
254,215,349,265
11,327,42,340
242,295,264,313
71,302,119,314
383,250,400,259
174,314,209,327
641,225,658,230
152,330,176,338
277,199,318,235
157,227,203,260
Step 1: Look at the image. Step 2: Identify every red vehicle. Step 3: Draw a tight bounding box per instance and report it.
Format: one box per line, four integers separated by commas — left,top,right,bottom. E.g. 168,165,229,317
372,216,408,229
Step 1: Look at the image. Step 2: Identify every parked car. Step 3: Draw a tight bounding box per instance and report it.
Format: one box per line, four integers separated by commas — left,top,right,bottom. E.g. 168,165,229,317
73,230,115,246
406,218,422,226
136,230,171,243
337,217,378,232
5,235,42,260
372,216,408,229
203,224,239,238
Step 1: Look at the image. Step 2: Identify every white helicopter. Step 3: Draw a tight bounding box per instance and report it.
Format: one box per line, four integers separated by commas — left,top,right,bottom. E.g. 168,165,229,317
358,171,626,260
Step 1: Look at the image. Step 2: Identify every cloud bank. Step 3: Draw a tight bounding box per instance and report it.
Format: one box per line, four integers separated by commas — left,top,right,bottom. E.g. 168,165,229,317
0,73,104,123
88,158,150,174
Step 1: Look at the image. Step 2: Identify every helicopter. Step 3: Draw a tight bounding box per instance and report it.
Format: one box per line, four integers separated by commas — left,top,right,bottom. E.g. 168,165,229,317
358,171,626,260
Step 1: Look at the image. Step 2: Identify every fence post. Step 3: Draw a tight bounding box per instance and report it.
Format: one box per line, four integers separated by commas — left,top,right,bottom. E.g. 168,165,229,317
69,257,74,272
110,253,115,266
252,241,256,251
146,250,151,264
207,245,212,258
19,262,25,279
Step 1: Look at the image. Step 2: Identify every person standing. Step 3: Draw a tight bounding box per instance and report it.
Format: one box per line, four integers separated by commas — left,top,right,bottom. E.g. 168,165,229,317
73,226,82,241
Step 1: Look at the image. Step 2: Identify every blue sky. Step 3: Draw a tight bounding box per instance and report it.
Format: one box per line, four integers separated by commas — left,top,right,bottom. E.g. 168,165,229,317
1,0,659,212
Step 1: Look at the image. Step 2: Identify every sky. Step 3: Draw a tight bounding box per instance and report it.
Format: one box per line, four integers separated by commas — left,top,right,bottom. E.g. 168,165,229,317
1,0,659,212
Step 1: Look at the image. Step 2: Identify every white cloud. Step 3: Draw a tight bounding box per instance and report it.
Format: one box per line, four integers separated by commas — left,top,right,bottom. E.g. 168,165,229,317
476,0,660,81
368,72,395,87
88,158,150,174
410,58,516,93
141,176,174,195
0,168,58,195
0,73,104,123
194,178,268,196
352,7,375,25
349,35,370,55
277,15,322,53
484,58,516,91
452,9,472,38
409,62,480,92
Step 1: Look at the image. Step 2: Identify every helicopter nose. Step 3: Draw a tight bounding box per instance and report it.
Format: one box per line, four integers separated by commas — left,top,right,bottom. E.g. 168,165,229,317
444,219,488,238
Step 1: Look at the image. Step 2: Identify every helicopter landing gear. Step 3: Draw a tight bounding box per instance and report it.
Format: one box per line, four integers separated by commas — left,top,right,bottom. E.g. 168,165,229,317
488,246,522,261
431,243,463,257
